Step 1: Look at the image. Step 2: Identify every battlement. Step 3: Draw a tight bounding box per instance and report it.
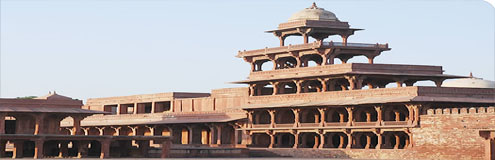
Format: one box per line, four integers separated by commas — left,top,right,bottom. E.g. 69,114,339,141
426,106,495,115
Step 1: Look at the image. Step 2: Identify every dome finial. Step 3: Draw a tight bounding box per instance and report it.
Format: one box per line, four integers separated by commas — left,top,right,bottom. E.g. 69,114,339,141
309,2,318,9
469,72,473,78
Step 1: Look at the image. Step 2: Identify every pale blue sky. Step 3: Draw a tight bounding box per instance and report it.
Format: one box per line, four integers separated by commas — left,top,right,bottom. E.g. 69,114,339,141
1,0,494,100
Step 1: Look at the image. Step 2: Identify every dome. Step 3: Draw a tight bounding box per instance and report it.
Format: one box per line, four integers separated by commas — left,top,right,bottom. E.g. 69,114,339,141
442,78,495,88
288,3,339,22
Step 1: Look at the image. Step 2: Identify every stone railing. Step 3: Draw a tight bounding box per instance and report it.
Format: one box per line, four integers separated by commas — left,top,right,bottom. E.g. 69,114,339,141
237,41,388,58
382,121,408,126
275,124,294,128
252,124,270,128
248,63,443,81
353,122,377,126
299,123,320,127
325,122,347,126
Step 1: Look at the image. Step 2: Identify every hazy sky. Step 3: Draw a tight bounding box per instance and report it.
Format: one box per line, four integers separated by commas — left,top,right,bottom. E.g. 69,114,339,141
1,0,494,101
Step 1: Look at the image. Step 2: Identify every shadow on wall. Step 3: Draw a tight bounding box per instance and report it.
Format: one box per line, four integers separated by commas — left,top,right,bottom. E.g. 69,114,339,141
248,148,352,158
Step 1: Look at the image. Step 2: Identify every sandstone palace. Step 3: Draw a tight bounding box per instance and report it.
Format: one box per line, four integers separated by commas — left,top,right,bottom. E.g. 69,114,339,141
1,3,494,160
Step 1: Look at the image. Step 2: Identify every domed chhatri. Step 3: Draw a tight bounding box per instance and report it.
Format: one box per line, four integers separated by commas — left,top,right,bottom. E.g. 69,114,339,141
288,2,339,22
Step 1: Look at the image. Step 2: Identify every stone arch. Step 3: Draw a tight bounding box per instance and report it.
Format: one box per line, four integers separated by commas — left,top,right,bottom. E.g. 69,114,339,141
302,80,322,93
255,83,273,96
300,54,323,67
254,110,270,124
171,125,190,144
275,133,294,148
275,109,295,124
253,59,273,71
382,131,409,149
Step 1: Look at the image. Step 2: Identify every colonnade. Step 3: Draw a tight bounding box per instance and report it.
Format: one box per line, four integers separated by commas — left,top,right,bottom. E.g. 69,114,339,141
247,105,419,128
250,130,411,150
249,76,445,96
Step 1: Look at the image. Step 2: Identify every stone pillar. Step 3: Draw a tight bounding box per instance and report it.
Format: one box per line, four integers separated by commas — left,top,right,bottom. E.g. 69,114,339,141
346,133,352,149
250,63,256,72
319,78,328,92
116,104,122,115
303,33,308,44
216,125,222,145
133,103,138,114
318,133,325,149
270,82,279,95
187,126,194,144
294,80,302,94
161,140,171,158
100,140,111,159
234,129,239,145
34,113,46,135
0,113,5,134
375,106,382,126
365,134,371,149
268,132,275,148
292,108,300,127
318,107,327,127
345,76,356,90
346,107,354,126
268,109,276,128
73,116,83,135
376,132,382,149
367,56,375,64
151,101,156,113
13,140,23,158
292,131,299,148
249,84,256,96
434,79,444,87
58,141,69,158
338,134,345,148
279,36,285,46
394,134,400,149
272,60,277,70
342,35,348,45
34,139,44,159
247,111,254,128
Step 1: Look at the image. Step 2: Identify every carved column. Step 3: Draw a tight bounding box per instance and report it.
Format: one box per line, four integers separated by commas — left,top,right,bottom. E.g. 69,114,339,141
294,80,303,94
394,134,400,149
376,132,382,149
34,139,44,159
100,139,111,158
73,116,83,135
346,132,352,149
216,125,222,145
34,113,46,135
346,107,354,126
292,108,301,127
270,82,279,95
318,132,325,149
268,109,276,128
13,140,23,158
247,110,254,128
249,84,256,96
292,131,299,148
319,78,329,92
375,106,382,126
318,107,327,127
365,134,371,149
268,131,275,148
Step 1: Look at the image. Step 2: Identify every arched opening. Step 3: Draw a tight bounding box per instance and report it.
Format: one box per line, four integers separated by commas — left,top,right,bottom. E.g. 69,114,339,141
300,108,320,123
87,128,100,136
252,133,270,147
171,126,189,144
253,110,270,124
302,80,322,93
87,140,101,157
383,105,409,122
255,83,273,96
43,140,60,157
253,59,273,72
21,141,36,157
326,108,348,123
300,132,319,148
221,125,235,144
191,125,211,144
276,57,297,69
5,116,16,134
354,132,378,149
354,107,378,122
328,132,348,148
278,81,297,94
382,131,409,149
67,141,80,157
103,127,117,136
301,54,323,67
275,109,295,124
275,133,294,148
119,127,133,136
